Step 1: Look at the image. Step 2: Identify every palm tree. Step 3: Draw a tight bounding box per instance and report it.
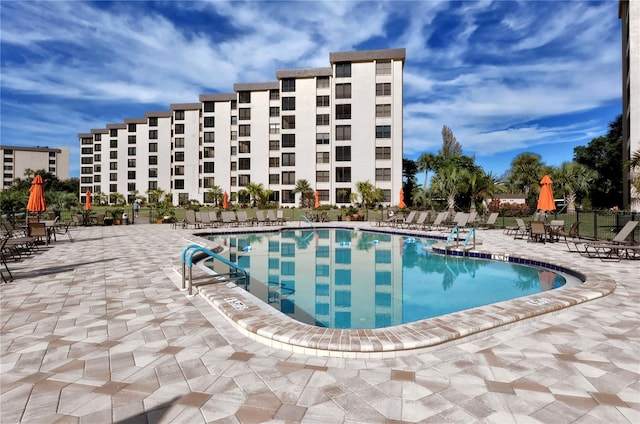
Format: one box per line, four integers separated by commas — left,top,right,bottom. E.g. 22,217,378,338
468,171,503,213
292,179,314,208
431,164,470,213
206,184,223,206
416,153,437,190
245,182,265,207
509,152,544,196
553,162,597,213
355,181,384,220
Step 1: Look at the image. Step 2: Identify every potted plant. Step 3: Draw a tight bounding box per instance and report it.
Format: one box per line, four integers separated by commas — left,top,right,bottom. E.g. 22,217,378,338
108,207,124,225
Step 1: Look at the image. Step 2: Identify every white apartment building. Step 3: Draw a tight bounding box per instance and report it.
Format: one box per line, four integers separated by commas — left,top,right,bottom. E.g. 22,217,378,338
620,1,639,211
78,48,405,207
1,145,70,190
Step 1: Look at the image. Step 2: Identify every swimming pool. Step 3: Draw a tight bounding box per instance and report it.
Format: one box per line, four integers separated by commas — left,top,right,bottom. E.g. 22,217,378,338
205,228,576,329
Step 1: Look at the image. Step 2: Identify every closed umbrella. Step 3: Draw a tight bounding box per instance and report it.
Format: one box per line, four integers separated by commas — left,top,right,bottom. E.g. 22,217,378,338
85,190,92,211
27,175,46,215
398,189,406,209
537,175,556,212
315,191,320,209
223,191,228,209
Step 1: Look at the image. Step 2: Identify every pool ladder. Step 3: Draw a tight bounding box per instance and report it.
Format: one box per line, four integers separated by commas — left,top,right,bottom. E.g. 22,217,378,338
180,244,249,297
445,227,476,255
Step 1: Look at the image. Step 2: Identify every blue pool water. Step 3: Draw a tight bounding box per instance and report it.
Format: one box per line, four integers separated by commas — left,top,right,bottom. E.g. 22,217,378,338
206,229,570,329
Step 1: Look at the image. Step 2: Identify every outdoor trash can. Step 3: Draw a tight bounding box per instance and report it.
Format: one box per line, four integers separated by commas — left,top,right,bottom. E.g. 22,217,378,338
122,213,129,225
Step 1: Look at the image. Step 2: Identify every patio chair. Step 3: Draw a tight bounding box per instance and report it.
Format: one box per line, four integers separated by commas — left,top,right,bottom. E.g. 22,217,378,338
581,221,639,260
399,210,417,228
276,210,287,224
478,212,499,229
28,222,49,245
508,218,528,239
1,237,14,284
557,221,581,252
200,211,213,228
319,211,329,222
184,210,200,229
236,211,254,226
425,211,448,231
410,211,429,230
1,222,39,256
528,221,547,243
255,210,269,226
208,211,220,227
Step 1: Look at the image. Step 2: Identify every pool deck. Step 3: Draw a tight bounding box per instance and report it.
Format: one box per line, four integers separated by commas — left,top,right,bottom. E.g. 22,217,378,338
1,221,638,423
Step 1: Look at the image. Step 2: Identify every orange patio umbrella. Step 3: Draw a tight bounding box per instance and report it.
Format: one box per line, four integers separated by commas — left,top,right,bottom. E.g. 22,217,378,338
27,175,46,214
398,189,406,209
537,175,556,212
85,190,92,210
315,191,320,208
223,191,228,209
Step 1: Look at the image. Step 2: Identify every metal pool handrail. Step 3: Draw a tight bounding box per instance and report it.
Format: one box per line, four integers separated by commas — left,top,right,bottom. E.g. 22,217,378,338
463,227,476,250
180,244,249,297
446,226,460,245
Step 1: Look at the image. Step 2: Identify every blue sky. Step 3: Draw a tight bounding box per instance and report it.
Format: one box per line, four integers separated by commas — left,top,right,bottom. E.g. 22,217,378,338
1,0,621,180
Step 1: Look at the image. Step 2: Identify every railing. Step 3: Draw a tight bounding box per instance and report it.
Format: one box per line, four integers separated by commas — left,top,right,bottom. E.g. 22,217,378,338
463,227,476,251
180,244,249,297
300,213,315,228
446,226,460,246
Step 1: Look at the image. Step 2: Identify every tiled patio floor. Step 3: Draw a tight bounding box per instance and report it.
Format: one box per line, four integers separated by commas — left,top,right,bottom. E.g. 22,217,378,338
1,221,638,423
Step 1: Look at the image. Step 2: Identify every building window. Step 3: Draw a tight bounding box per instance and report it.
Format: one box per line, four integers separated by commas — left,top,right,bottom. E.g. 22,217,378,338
230,161,237,171
336,125,351,140
203,176,215,188
81,176,93,184
110,140,118,148
316,152,330,163
239,125,251,137
149,129,158,139
376,168,391,181
203,101,215,112
335,83,351,99
316,171,330,182
204,116,215,127
203,162,215,173
282,115,295,129
269,140,280,151
175,110,185,120
109,151,117,159
204,132,215,143
147,143,157,153
376,60,392,75
316,95,330,107
281,171,295,185
239,91,251,103
128,123,137,132
376,104,391,117
239,140,251,153
128,147,136,155
336,188,351,203
149,156,158,165
81,166,93,174
281,78,296,92
270,89,280,100
231,131,237,140
316,114,329,125
335,62,351,78
316,133,330,145
81,157,93,164
174,152,185,162
94,175,101,182
231,146,237,156
282,153,295,166
375,147,391,159
282,190,295,203
239,174,250,186
270,106,280,117
110,129,118,137
269,157,280,168
269,174,280,184
376,125,391,138
94,144,101,152
128,159,136,168
238,108,251,120
81,147,93,154
174,138,185,148
148,181,158,190
231,100,237,109
317,76,330,88
128,135,136,144
128,171,136,179
149,168,158,177
336,167,351,182
282,134,295,148
174,165,185,176
149,117,158,127
335,146,351,161
110,173,117,181
282,97,296,111
239,158,251,170
231,116,237,125
203,147,215,158
94,134,102,141
336,104,351,120
175,124,185,134
376,83,391,96
174,179,184,189
269,123,280,134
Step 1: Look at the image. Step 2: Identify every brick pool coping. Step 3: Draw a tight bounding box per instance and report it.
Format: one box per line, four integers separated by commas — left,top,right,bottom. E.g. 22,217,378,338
178,224,615,358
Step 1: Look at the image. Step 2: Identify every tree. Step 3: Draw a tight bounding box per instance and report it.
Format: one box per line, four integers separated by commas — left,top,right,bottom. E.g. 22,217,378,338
552,162,597,213
416,153,437,190
439,125,462,158
205,185,223,206
508,152,545,200
355,181,384,219
574,114,623,208
292,179,314,208
402,158,419,207
431,164,470,213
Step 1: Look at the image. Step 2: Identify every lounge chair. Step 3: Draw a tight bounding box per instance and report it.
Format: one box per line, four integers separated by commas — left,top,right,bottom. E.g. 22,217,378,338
1,237,14,283
2,222,39,256
276,210,286,224
410,211,429,230
426,211,447,231
581,221,639,260
507,218,528,239
236,211,253,226
557,221,581,252
221,211,238,227
479,212,499,229
255,210,269,226
200,211,213,228
208,211,220,227
397,210,416,228
184,210,200,228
